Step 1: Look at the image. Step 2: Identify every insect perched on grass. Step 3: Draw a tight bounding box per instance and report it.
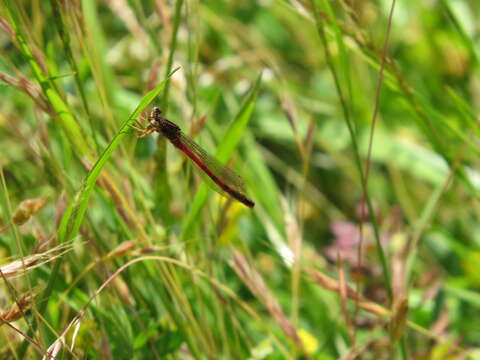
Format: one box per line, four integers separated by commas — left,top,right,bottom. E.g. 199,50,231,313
133,107,255,208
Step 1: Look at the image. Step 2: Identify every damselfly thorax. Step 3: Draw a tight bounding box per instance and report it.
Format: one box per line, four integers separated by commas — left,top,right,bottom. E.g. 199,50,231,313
148,107,180,141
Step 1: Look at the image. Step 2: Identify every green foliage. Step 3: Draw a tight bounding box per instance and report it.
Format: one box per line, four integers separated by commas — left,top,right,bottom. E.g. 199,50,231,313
0,0,479,359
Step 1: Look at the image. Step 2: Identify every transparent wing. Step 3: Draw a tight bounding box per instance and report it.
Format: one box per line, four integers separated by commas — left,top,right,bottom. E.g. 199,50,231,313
177,132,247,195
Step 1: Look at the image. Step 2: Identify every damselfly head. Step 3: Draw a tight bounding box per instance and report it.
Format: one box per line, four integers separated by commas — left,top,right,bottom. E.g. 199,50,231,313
148,107,163,126
150,107,162,118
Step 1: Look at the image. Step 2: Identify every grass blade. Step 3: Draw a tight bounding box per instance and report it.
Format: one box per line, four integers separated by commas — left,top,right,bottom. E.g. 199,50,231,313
58,68,179,244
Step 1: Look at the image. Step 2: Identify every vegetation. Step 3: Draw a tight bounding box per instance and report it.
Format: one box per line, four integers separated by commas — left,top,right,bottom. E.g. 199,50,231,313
0,0,479,358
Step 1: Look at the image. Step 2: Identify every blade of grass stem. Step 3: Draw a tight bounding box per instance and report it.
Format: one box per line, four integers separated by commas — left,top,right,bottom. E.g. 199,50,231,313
153,0,184,221
308,0,392,300
58,69,179,244
160,0,184,113
3,0,90,157
49,0,100,154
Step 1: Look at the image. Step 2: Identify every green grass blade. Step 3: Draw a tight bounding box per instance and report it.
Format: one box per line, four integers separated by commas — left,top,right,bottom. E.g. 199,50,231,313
58,68,179,244
3,0,90,157
25,69,178,355
160,0,184,113
50,0,100,154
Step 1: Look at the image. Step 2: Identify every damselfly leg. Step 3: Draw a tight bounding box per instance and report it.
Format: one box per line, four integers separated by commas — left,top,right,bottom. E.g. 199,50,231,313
130,117,154,138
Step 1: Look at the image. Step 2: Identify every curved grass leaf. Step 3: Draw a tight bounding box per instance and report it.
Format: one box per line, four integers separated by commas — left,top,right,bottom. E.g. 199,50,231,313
30,70,181,350
58,68,180,244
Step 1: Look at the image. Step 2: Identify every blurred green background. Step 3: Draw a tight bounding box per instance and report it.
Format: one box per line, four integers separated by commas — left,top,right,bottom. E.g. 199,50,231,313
1,0,480,358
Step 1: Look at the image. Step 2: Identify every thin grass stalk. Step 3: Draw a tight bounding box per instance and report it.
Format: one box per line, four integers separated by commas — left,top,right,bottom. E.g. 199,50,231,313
46,255,289,359
357,0,401,355
0,167,43,353
185,0,201,119
160,0,184,113
49,0,100,155
308,0,392,301
310,269,466,354
2,0,90,158
152,0,184,222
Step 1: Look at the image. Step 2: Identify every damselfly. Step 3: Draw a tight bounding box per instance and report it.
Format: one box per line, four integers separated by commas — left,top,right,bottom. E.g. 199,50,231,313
135,107,254,208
